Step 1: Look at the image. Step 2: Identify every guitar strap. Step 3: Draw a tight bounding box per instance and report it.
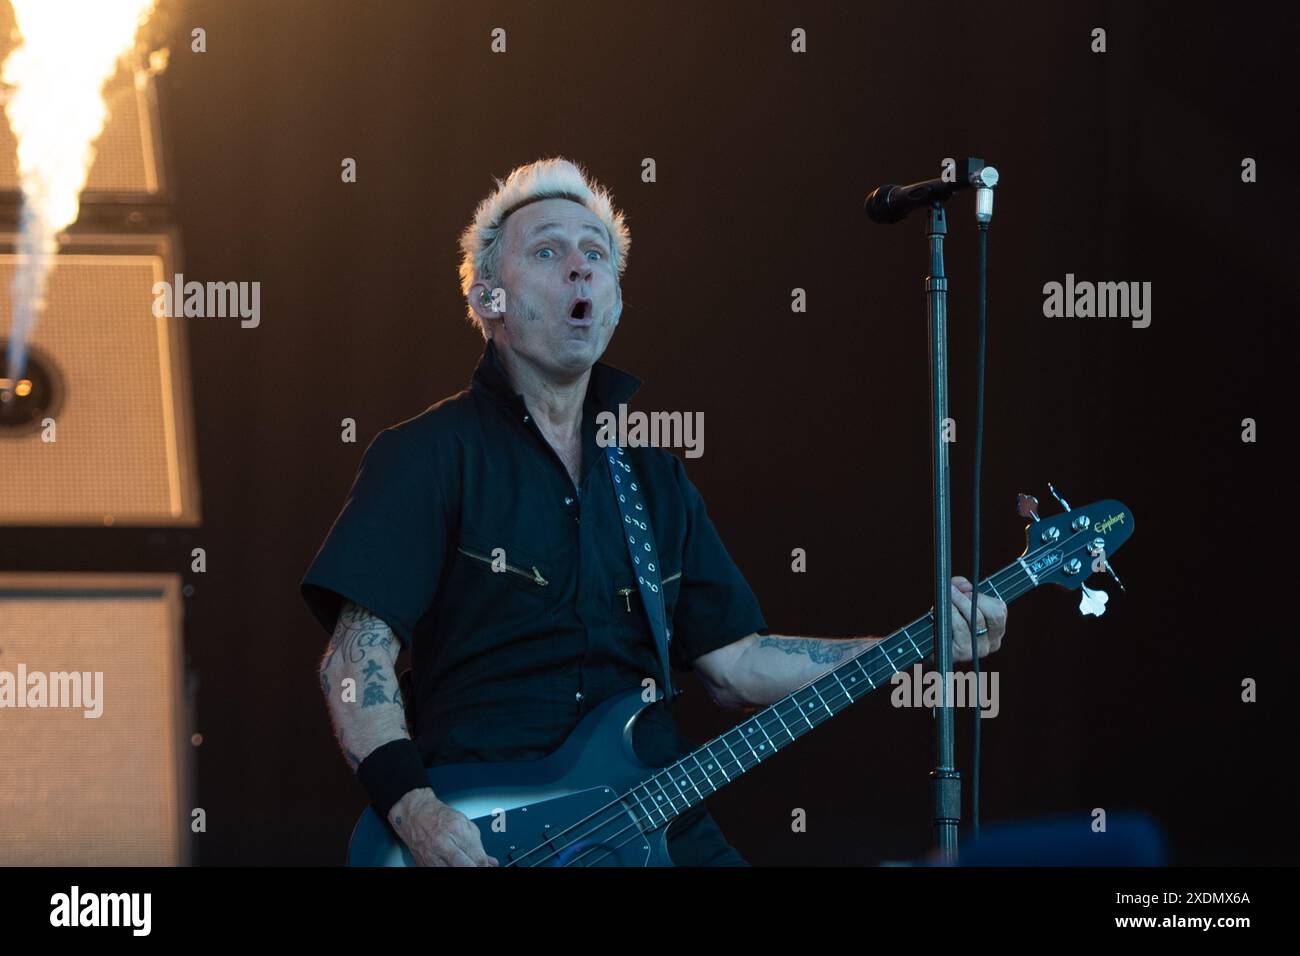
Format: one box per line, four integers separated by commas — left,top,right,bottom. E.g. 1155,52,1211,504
604,446,676,706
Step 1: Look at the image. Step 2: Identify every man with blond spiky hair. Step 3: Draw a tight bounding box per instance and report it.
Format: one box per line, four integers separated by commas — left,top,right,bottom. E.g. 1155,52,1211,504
302,157,1007,867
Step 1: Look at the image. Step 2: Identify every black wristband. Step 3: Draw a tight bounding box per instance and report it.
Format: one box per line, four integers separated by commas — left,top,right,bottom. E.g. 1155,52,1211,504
356,739,429,822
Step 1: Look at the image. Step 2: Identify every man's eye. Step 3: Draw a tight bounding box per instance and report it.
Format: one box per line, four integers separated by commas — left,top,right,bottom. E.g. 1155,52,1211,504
537,248,554,259
586,250,603,261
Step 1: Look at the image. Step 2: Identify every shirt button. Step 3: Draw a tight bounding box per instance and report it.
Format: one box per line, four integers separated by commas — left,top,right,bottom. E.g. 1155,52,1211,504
523,414,530,423
575,691,584,702
564,497,573,505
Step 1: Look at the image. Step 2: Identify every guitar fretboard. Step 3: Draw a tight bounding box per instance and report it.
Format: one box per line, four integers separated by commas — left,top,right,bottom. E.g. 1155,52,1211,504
621,561,1036,833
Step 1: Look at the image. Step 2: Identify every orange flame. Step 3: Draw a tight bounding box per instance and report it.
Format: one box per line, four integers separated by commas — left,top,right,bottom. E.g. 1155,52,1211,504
2,0,161,388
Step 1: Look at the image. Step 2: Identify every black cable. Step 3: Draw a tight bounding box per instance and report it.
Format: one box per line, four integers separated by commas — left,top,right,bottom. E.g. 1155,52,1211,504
968,221,989,839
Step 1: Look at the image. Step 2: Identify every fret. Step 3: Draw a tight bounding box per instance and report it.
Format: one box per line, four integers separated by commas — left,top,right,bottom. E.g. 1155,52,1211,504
703,744,732,783
641,778,665,816
773,705,796,742
807,685,832,721
669,754,706,796
795,692,816,730
728,728,759,775
843,657,868,694
649,776,682,819
657,775,687,816
819,686,847,716
638,782,670,828
687,752,717,795
901,626,924,661
830,673,854,707
719,731,748,774
740,723,767,762
661,765,696,809
674,759,707,803
765,703,790,742
830,670,852,706
743,717,769,764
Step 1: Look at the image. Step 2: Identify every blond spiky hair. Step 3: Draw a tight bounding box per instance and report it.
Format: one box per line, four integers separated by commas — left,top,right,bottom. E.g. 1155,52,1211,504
457,156,630,338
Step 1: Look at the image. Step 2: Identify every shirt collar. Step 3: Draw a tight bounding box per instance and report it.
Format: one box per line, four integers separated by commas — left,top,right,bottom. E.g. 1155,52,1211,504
470,337,642,413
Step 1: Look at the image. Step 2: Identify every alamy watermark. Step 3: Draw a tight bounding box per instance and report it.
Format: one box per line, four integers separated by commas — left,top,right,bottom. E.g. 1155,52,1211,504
596,403,704,458
152,272,260,328
0,664,103,718
890,663,999,718
1042,273,1151,328
50,886,150,936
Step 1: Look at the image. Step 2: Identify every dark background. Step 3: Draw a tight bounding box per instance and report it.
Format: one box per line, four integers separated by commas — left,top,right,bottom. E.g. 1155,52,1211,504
4,0,1295,865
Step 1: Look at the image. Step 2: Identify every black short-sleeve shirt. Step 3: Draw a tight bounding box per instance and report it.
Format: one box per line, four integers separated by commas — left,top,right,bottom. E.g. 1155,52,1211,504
300,339,767,773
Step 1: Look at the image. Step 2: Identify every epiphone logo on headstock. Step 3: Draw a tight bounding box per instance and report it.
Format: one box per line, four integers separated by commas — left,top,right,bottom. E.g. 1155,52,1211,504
1095,511,1127,535
1027,549,1063,576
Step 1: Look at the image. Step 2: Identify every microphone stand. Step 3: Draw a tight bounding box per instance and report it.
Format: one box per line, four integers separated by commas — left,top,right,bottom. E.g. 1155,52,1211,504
925,200,961,863
922,160,999,864
867,157,998,863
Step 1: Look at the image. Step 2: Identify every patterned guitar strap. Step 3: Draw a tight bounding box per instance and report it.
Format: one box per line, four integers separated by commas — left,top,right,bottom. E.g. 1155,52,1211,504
604,446,676,706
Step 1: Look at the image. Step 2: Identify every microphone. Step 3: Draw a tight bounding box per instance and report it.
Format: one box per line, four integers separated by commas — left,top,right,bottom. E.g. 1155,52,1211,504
865,157,998,224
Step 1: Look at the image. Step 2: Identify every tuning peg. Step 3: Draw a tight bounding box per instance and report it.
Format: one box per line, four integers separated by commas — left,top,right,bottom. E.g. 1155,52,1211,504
1103,560,1126,594
1016,493,1040,522
1047,482,1071,512
1089,542,1128,595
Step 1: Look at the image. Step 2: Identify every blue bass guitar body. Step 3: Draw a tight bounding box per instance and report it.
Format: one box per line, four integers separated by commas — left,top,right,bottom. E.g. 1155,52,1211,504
348,689,675,867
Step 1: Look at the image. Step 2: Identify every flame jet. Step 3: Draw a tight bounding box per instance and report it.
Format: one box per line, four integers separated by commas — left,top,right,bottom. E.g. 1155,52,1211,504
1,0,160,395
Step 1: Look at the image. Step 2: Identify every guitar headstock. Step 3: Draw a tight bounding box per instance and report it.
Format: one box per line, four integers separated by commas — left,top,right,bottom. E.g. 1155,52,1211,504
1016,484,1133,617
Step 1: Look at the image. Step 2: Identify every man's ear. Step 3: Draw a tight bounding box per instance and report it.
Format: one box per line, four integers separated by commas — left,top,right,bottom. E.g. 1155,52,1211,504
470,281,506,324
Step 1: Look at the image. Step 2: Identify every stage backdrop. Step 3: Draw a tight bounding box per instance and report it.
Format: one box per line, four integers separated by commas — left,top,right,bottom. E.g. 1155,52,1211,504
1,0,1292,865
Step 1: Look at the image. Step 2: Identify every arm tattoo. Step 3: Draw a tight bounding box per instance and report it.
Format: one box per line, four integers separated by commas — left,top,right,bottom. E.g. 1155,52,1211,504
322,602,398,673
321,602,408,772
755,636,869,665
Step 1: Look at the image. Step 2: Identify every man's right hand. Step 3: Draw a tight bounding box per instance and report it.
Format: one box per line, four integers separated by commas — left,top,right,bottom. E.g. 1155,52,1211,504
388,788,499,867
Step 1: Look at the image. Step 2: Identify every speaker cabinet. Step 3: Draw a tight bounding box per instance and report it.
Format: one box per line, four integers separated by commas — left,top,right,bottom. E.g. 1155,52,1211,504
0,573,191,865
0,232,201,525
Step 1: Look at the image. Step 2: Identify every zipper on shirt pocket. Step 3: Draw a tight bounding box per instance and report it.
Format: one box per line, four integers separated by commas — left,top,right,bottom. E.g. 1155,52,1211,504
616,570,682,611
457,546,549,586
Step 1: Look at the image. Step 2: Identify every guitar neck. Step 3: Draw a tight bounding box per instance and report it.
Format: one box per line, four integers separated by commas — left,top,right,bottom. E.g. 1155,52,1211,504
621,559,1039,832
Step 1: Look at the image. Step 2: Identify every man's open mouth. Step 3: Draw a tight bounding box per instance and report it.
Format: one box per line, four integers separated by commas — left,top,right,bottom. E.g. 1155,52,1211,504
569,298,592,320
